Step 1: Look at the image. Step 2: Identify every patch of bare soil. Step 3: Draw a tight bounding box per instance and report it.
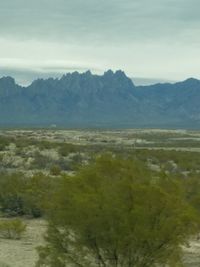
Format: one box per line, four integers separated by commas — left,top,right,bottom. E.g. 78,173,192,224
0,218,200,267
0,219,46,267
183,238,200,267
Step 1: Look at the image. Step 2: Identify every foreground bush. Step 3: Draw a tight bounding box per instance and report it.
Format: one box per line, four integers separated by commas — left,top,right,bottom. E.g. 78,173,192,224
0,219,26,240
37,154,200,267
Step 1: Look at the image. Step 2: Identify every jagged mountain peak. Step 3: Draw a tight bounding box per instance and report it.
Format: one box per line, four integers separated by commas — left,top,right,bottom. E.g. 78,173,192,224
103,69,127,78
0,76,16,86
0,70,200,128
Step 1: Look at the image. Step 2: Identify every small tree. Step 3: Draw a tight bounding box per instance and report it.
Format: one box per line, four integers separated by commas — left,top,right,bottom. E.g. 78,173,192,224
37,154,199,267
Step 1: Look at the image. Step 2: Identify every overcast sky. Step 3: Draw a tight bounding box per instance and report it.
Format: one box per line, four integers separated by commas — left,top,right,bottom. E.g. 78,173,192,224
0,0,200,85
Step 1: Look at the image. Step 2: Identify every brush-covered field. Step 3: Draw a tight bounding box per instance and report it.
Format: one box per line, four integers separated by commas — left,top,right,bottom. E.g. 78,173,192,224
0,129,200,267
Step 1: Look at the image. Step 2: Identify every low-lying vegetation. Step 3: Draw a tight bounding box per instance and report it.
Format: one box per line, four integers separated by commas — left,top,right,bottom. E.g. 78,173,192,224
0,219,26,240
0,129,200,266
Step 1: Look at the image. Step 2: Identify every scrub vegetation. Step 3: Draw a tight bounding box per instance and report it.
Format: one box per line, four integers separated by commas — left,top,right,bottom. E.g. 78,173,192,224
0,129,200,266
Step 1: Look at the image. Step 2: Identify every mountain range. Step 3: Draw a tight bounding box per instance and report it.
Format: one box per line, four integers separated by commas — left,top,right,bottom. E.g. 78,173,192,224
0,70,200,128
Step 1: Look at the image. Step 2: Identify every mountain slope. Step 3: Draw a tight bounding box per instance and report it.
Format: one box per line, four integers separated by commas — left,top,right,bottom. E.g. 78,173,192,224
0,71,200,128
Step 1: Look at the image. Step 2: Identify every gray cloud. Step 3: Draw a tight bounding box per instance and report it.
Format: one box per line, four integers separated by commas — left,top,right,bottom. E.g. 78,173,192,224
1,0,200,43
0,0,200,82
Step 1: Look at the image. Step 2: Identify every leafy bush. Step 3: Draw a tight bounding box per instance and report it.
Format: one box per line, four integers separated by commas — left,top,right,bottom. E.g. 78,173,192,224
0,172,57,218
58,143,79,157
0,136,13,151
23,173,58,218
0,173,26,216
0,219,26,240
37,154,200,267
50,165,61,176
31,152,53,170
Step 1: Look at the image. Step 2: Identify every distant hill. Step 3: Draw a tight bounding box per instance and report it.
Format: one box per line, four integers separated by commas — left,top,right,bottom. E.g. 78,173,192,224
0,70,200,128
132,77,176,86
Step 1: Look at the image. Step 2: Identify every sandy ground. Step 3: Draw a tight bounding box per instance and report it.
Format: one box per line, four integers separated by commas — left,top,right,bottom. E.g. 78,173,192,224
0,129,200,266
183,238,200,266
0,218,200,267
0,219,46,267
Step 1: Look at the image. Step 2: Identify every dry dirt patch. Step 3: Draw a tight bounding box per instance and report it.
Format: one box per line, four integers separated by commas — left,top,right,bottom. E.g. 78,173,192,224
0,218,200,266
0,219,46,267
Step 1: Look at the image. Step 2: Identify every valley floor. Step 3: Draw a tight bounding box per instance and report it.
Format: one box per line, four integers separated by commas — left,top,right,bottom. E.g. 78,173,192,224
0,129,200,266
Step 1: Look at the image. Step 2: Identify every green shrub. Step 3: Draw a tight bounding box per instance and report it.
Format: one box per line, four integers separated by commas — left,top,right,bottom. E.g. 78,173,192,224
0,136,13,151
22,173,57,218
0,219,26,240
58,143,78,157
50,165,61,176
0,195,24,216
31,152,53,170
0,172,57,218
37,154,200,267
0,173,26,216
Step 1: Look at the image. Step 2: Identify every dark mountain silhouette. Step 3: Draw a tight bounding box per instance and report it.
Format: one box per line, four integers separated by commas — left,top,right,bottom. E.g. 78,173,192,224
0,70,200,128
